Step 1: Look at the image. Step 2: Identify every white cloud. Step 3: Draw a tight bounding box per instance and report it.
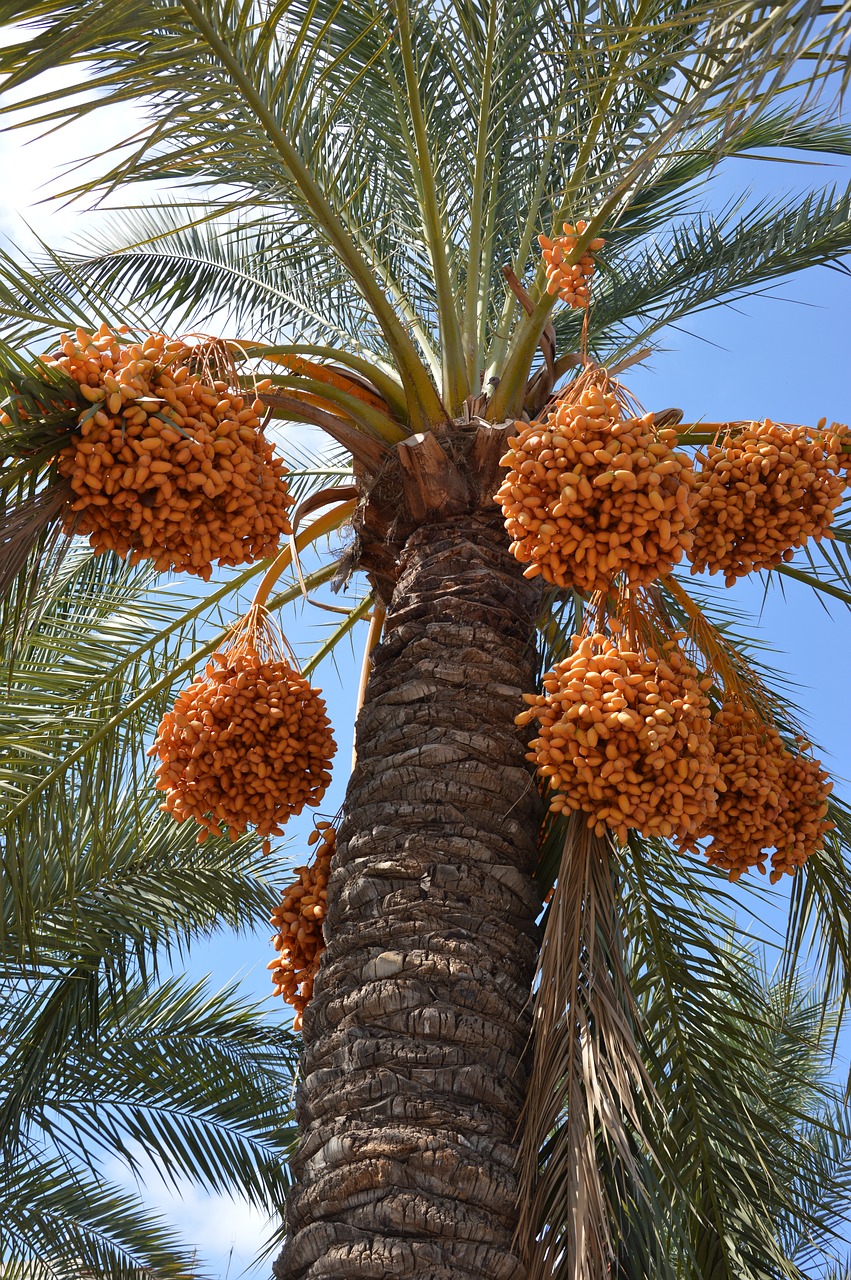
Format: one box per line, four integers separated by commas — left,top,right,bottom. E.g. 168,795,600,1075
0,64,156,251
104,1150,277,1280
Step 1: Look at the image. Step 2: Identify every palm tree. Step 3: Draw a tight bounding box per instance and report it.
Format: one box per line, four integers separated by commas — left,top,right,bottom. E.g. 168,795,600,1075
1,2,851,1278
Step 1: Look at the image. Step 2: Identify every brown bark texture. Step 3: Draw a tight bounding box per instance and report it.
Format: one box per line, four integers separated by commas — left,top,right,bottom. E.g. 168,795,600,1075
275,513,543,1280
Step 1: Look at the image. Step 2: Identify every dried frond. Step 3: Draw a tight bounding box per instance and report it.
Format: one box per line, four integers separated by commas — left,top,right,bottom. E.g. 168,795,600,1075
0,481,72,605
517,816,661,1280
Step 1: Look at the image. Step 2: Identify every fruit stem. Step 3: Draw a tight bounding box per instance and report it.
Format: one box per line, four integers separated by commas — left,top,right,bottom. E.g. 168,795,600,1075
252,500,357,610
662,574,740,694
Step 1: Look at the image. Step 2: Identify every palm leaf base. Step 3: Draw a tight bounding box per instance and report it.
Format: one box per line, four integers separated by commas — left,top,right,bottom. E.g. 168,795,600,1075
346,419,513,603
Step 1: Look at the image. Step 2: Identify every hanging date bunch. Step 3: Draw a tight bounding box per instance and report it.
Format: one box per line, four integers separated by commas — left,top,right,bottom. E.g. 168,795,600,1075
689,419,850,586
517,626,718,844
27,324,293,579
538,221,605,308
684,699,832,882
773,748,834,881
149,606,335,846
268,823,335,1030
497,369,697,593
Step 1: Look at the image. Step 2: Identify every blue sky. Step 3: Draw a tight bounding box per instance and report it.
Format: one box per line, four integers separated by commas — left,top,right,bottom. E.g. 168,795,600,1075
2,81,850,1280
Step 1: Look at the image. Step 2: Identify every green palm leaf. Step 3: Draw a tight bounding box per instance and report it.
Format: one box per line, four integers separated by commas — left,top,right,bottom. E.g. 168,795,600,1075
0,1146,196,1280
0,0,445,422
4,974,298,1207
0,973,302,1272
625,841,851,1280
582,183,851,361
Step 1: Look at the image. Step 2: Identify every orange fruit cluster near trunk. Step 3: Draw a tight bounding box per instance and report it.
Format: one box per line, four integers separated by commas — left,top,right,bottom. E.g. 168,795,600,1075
517,633,718,845
269,823,334,1030
497,387,696,592
149,614,335,845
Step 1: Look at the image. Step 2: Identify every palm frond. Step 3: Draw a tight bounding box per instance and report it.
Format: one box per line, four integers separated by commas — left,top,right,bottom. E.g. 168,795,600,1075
780,1096,851,1273
0,969,303,1271
785,797,851,1042
5,0,848,401
2,973,299,1208
23,206,388,358
0,0,445,424
607,105,851,251
487,0,851,413
0,1146,196,1280
579,182,851,363
0,797,296,1156
771,511,851,616
625,836,851,1280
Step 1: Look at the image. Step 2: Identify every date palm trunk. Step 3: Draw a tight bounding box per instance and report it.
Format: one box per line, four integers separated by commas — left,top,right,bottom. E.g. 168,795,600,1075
276,512,543,1280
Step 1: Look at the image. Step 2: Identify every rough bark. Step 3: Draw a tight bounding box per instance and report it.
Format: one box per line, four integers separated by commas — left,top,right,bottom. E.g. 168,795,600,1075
276,513,543,1280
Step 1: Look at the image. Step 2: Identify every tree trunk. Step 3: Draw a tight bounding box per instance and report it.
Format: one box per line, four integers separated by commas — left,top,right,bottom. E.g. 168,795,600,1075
276,513,543,1280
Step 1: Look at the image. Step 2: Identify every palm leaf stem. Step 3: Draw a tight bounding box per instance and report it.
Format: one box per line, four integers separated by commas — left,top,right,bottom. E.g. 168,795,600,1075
302,592,373,677
475,124,504,371
393,0,469,413
263,392,388,470
674,429,729,443
252,499,357,609
178,0,444,432
241,342,408,419
461,0,498,386
0,560,340,831
239,351,389,414
774,562,851,607
265,375,407,442
484,71,574,388
352,599,386,769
